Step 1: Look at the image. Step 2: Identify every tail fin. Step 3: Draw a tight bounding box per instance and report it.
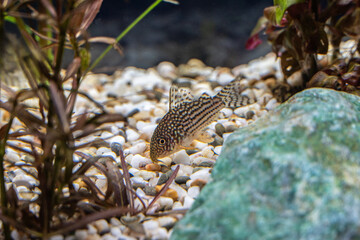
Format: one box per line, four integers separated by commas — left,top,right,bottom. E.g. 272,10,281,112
216,78,256,108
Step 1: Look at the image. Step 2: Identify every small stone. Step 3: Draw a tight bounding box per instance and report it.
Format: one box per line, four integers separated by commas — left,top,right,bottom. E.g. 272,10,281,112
100,233,117,240
128,142,147,155
245,110,255,119
110,227,122,237
87,224,98,234
190,179,208,189
197,161,215,168
214,146,222,155
201,147,214,158
145,163,162,171
158,216,177,229
157,170,173,185
134,170,156,181
163,188,179,201
49,235,64,240
143,219,160,233
225,124,237,133
187,186,200,198
94,219,110,235
144,185,157,196
130,154,152,169
110,217,121,226
183,195,195,209
215,123,225,137
265,98,279,111
126,129,140,141
110,142,122,156
172,150,191,165
175,176,190,184
158,196,174,210
109,135,125,145
75,229,88,240
190,169,211,182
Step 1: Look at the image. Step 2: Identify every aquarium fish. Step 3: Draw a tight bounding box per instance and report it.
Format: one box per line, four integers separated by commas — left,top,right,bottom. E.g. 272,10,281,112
150,78,256,162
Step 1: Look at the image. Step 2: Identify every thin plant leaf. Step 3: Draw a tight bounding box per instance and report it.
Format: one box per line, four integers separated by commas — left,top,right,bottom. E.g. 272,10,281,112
145,165,179,212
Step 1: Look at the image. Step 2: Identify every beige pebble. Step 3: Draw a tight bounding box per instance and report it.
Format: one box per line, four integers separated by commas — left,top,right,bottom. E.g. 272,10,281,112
145,163,162,171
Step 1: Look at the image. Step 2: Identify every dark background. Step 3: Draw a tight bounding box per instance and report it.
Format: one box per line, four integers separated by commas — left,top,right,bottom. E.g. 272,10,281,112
87,0,272,71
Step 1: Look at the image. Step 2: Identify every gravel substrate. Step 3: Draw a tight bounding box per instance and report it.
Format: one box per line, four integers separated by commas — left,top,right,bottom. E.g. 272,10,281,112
1,52,284,240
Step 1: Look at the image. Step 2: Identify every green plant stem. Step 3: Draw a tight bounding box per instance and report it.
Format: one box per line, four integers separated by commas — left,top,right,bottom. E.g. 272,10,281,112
87,0,163,73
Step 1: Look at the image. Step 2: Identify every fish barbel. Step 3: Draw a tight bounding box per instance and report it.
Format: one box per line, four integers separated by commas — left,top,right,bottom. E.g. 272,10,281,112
150,78,256,162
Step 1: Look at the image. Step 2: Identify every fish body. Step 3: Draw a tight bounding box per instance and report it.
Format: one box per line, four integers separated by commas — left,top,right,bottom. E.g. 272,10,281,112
150,78,255,162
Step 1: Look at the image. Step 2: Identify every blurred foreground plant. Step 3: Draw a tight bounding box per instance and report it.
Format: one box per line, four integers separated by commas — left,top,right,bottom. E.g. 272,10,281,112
248,0,360,93
0,0,177,238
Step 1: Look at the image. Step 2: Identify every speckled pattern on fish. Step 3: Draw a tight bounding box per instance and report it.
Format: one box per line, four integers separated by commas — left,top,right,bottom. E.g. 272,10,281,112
150,78,257,162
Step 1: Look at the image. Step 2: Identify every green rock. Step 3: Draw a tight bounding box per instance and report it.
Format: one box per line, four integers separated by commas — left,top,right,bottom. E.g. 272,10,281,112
171,88,360,240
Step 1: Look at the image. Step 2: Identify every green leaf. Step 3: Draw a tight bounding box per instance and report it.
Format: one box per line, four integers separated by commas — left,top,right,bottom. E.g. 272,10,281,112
273,0,306,24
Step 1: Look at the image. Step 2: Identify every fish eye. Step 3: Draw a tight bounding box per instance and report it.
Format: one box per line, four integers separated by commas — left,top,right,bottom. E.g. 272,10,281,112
158,138,166,145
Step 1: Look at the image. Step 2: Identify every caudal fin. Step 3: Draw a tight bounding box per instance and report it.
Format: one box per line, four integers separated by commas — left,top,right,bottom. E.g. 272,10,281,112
215,78,256,108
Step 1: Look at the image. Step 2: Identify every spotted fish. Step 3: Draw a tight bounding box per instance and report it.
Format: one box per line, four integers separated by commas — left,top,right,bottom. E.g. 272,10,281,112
150,78,256,162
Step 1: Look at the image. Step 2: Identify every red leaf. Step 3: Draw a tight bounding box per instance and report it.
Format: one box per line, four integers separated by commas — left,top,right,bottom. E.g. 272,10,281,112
245,34,263,50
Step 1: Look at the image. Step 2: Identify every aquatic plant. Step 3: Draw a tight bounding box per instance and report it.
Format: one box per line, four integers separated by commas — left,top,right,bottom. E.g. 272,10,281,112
0,0,177,238
248,0,360,89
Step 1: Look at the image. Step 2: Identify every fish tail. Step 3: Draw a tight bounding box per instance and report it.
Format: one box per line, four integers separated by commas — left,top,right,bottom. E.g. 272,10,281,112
215,78,256,108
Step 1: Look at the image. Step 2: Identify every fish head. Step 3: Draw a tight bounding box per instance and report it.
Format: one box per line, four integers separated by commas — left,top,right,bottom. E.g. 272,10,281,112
150,126,177,162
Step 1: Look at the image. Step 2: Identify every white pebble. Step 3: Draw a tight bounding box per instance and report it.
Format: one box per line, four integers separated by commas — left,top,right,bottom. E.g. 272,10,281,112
158,216,176,227
101,131,113,139
173,201,183,210
170,183,188,200
158,196,174,209
96,146,111,155
128,167,139,176
49,235,64,240
140,124,157,139
153,227,169,239
131,177,148,185
183,195,195,209
214,146,222,155
74,229,88,240
193,141,208,150
110,227,122,237
143,219,160,232
130,154,152,169
109,135,125,145
5,151,20,163
190,169,211,181
188,186,200,198
87,224,98,235
217,72,234,85
265,98,279,111
94,219,110,233
220,108,233,118
201,146,214,158
172,150,191,165
129,142,147,155
136,187,146,198
126,129,140,142
133,170,156,181
134,198,145,211
177,164,193,176
158,157,172,166
110,218,121,226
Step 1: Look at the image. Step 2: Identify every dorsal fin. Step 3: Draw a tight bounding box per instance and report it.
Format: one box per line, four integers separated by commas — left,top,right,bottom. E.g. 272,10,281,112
216,78,256,108
169,85,194,109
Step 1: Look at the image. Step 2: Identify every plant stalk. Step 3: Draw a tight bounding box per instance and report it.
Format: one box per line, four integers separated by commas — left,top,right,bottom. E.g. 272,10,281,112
87,0,163,73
